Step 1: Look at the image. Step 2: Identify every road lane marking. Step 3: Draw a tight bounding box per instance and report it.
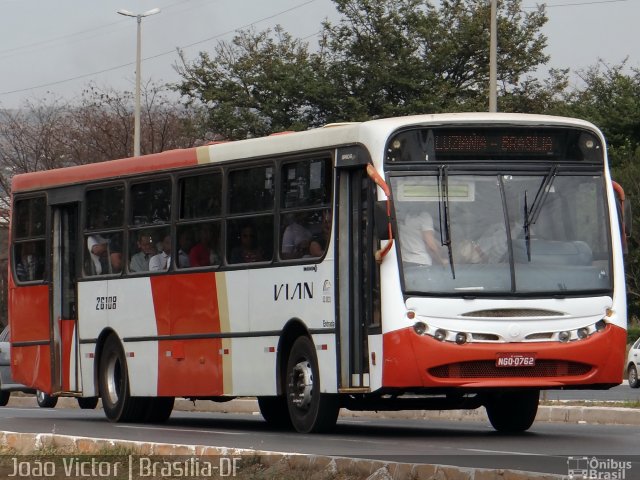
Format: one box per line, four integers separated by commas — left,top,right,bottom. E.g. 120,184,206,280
114,425,245,435
462,448,546,456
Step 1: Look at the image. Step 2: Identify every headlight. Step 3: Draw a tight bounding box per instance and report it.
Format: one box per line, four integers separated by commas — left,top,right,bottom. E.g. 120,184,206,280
413,322,427,335
434,329,447,342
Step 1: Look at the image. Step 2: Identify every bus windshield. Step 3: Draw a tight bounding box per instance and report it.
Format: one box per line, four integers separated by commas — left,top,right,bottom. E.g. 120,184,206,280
391,173,612,295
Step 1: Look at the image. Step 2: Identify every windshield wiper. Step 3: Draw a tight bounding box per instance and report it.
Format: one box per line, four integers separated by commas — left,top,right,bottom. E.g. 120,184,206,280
523,165,558,261
438,165,455,278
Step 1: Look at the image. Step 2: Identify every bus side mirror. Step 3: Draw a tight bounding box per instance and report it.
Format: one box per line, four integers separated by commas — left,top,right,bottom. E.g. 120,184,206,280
375,201,391,240
612,181,631,254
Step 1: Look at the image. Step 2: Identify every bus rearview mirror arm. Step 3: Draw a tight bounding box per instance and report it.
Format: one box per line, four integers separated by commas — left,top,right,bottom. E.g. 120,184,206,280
366,164,394,263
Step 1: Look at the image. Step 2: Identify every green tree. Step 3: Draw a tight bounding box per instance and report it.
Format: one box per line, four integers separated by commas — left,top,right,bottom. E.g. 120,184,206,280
175,26,332,139
175,0,560,138
324,0,553,116
557,62,640,318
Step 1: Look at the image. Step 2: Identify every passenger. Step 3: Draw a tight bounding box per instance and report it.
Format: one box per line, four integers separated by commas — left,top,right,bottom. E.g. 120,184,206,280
400,209,447,267
15,243,43,281
230,224,263,264
149,235,171,271
177,229,193,268
281,213,312,259
307,235,325,258
129,231,156,272
189,223,219,267
88,234,122,275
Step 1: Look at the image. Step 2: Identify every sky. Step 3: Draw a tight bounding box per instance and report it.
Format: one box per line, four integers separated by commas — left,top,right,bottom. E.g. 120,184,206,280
0,0,637,109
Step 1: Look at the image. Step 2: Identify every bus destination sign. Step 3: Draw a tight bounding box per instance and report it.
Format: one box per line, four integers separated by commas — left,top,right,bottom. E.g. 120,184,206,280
435,132,555,156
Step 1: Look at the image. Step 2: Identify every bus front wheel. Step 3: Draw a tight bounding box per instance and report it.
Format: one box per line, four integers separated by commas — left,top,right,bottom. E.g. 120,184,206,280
485,390,539,433
258,395,292,430
285,336,339,433
99,335,141,422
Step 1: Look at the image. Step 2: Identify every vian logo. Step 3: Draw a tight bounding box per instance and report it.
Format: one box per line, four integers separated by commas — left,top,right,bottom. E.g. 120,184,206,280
274,282,314,301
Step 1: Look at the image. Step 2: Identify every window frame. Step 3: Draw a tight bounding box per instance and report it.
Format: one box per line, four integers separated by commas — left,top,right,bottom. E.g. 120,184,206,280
11,194,48,284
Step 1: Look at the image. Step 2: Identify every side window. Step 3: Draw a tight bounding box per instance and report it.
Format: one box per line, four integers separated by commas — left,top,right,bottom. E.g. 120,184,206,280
180,173,222,219
228,165,274,214
280,157,332,260
227,217,273,264
13,196,46,282
84,186,124,276
129,179,171,273
177,171,222,269
226,165,274,265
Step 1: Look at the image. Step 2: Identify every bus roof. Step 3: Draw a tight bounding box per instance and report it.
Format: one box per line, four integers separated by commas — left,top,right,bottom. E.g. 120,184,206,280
11,113,600,193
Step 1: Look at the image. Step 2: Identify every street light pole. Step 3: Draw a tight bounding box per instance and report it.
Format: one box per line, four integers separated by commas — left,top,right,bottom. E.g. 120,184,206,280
489,0,497,113
117,8,160,157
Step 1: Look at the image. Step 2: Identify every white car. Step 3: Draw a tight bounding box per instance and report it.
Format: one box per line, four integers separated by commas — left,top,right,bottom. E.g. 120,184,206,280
626,337,640,388
0,325,35,405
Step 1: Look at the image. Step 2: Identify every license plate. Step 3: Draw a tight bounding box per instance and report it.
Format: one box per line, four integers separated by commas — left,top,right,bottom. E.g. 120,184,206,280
495,353,536,367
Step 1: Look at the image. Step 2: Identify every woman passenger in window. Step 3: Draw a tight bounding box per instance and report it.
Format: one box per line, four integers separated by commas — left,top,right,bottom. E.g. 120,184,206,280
189,224,220,267
230,224,263,264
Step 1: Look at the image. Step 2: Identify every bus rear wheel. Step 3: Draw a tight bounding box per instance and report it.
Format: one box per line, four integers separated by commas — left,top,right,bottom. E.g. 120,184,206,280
143,397,175,423
0,389,9,406
77,397,99,409
485,390,539,433
285,336,339,433
99,335,141,422
36,390,58,408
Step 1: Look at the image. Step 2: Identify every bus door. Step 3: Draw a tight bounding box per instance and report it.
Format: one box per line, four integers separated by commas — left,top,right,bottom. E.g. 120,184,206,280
335,148,378,392
49,199,81,393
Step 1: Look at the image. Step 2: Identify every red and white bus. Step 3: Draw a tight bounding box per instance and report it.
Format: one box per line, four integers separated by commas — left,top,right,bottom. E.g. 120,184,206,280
8,113,627,433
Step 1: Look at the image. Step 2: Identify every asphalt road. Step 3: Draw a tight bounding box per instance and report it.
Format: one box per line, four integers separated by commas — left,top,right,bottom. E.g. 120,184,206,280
0,403,638,476
544,382,640,401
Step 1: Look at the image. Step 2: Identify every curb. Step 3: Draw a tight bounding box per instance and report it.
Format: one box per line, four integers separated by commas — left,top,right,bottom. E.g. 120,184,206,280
5,395,640,426
0,430,564,480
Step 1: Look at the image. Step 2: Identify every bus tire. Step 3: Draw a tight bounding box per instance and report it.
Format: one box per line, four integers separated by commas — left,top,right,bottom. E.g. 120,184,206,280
0,389,9,407
77,397,99,409
36,390,58,408
285,336,339,433
485,390,539,433
628,364,639,388
258,395,293,430
99,335,141,422
144,397,175,423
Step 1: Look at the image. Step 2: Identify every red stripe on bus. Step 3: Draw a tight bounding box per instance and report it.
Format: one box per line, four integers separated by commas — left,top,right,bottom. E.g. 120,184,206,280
11,148,200,192
150,273,224,397
8,284,52,392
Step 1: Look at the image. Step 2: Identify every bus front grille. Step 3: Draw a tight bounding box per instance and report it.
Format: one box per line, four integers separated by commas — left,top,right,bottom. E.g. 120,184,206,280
428,360,592,379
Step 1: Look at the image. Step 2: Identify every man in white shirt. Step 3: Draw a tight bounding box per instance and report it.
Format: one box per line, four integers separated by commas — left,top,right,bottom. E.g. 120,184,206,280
130,231,156,272
400,210,446,266
150,235,171,271
281,214,311,259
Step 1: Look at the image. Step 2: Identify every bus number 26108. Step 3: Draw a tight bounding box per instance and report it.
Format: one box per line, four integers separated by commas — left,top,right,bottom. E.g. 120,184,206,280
96,296,117,310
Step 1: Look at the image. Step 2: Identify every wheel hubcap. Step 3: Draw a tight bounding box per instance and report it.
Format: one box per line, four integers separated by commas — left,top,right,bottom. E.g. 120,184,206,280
289,360,313,410
105,354,122,405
